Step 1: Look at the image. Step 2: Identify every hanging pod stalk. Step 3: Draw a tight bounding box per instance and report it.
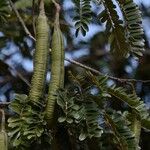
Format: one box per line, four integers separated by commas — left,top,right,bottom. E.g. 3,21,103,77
29,0,49,103
0,109,8,150
45,3,64,127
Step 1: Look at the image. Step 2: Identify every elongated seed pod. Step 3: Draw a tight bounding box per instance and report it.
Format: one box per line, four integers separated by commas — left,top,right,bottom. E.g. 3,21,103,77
29,2,49,103
45,9,64,126
0,131,8,150
0,109,8,150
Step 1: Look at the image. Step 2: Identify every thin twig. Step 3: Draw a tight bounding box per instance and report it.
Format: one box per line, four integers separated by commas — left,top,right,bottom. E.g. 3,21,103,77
9,0,36,41
14,69,31,87
0,102,10,106
65,58,103,76
9,0,150,84
32,0,36,36
8,65,31,87
65,58,150,84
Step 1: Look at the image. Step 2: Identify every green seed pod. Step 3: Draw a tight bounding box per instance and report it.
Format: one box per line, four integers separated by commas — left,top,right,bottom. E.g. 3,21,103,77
45,11,64,126
0,109,8,150
29,6,49,103
0,131,8,150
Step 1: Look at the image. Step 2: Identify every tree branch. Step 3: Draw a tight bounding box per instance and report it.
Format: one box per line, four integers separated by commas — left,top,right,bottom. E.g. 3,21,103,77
9,0,150,84
65,58,150,84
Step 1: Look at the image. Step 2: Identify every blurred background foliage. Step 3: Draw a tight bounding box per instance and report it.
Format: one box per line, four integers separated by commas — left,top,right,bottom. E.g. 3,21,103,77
0,0,150,149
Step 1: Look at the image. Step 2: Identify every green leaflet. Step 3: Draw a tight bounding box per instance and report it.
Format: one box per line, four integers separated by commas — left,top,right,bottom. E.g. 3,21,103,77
45,9,65,127
98,0,145,58
0,0,9,23
126,112,141,147
72,0,92,36
29,8,49,103
8,94,51,149
104,111,137,150
120,0,145,58
99,0,129,58
57,89,103,141
86,72,150,125
107,86,149,120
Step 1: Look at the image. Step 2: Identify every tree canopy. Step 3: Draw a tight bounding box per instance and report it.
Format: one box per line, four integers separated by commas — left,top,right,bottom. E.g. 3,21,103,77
0,0,150,149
